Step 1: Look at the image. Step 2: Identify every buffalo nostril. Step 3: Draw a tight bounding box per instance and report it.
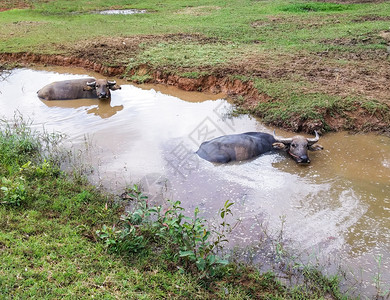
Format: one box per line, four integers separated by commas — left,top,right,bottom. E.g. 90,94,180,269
303,158,310,163
298,155,310,163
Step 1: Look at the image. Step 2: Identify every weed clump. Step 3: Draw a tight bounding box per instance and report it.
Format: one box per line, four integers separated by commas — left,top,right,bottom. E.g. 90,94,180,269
0,115,63,206
97,186,234,279
280,2,354,13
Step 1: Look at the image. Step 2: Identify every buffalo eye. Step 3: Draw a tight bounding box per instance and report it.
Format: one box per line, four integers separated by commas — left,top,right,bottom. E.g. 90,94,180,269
291,143,297,148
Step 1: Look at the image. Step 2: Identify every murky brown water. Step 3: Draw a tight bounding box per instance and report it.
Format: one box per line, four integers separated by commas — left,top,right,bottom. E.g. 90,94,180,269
1,68,389,297
98,9,147,15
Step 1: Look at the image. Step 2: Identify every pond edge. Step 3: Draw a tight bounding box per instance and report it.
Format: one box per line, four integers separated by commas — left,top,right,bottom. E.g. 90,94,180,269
1,51,389,136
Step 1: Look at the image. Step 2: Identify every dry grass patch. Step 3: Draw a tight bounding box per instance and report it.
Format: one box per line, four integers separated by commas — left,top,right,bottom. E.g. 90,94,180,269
175,6,221,16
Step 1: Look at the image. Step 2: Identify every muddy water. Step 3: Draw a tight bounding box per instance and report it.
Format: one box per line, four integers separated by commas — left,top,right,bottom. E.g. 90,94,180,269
97,9,147,15
1,68,389,296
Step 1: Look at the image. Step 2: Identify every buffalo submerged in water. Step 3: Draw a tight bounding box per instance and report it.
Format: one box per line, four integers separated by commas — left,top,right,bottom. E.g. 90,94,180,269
196,131,323,164
37,78,121,100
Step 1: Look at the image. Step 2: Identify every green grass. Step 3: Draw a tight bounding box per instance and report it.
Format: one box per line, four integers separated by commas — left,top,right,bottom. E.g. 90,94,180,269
1,0,389,52
246,77,358,129
279,2,357,13
137,42,246,68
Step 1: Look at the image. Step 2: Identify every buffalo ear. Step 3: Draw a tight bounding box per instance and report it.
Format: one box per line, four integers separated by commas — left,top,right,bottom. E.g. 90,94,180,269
83,85,94,91
109,84,121,91
308,144,323,151
272,142,287,150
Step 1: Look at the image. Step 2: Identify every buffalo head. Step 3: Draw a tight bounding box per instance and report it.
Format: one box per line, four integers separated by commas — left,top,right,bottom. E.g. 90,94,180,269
85,79,121,99
273,131,323,164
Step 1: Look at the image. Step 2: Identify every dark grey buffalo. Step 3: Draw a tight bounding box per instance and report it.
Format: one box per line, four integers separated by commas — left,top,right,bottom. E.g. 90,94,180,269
37,78,121,100
196,131,323,164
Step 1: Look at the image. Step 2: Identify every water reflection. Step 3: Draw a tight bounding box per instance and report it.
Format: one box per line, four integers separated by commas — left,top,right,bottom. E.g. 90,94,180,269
40,98,124,119
138,83,225,103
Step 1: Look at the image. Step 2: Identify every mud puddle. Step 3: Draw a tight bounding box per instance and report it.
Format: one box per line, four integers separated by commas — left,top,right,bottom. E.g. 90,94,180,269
0,68,389,297
97,9,146,15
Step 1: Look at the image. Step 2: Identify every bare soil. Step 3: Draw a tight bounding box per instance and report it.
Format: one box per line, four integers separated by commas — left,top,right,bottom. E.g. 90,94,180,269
59,34,224,65
0,0,34,11
0,1,26,11
0,0,53,11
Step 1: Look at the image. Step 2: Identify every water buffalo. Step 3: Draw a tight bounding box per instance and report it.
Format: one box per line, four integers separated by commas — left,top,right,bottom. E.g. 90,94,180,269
196,131,323,164
37,78,121,100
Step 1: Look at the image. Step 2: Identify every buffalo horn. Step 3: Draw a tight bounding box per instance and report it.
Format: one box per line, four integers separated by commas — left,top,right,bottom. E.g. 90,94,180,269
273,130,293,144
86,81,96,86
107,80,116,85
307,131,320,145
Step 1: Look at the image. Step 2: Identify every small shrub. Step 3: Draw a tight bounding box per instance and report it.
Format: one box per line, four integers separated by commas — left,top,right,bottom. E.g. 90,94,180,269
96,186,153,254
97,185,235,278
156,200,233,277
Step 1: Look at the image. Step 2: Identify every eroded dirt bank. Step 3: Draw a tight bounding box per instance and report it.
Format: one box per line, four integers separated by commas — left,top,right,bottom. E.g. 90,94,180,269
1,51,389,135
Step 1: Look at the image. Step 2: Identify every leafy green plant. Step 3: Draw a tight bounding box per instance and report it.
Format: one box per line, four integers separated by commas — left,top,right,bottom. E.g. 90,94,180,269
0,176,26,206
34,159,55,177
17,159,59,179
123,184,148,203
97,185,234,277
152,199,234,277
97,185,154,253
145,201,233,277
180,205,233,276
96,224,119,248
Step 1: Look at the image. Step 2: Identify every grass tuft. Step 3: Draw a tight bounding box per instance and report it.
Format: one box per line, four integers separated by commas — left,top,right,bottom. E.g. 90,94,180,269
280,2,355,13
